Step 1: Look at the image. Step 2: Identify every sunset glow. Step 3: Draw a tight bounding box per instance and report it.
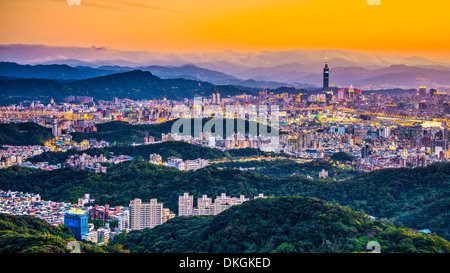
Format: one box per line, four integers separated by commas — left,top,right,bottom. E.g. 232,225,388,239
0,0,449,59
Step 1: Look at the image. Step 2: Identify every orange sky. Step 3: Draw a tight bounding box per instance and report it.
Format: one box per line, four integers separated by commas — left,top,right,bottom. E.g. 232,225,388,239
1,0,449,60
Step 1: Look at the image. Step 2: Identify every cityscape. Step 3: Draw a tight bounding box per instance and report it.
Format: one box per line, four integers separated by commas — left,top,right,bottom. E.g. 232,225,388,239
2,64,449,173
1,0,449,269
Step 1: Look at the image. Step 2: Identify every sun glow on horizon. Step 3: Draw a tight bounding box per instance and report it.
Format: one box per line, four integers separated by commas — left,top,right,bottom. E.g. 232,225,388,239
0,0,449,60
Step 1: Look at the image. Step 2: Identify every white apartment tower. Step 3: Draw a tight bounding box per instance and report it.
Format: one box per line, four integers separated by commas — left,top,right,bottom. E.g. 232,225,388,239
129,198,164,230
378,126,391,139
193,195,212,215
117,210,130,231
52,122,61,137
178,192,193,216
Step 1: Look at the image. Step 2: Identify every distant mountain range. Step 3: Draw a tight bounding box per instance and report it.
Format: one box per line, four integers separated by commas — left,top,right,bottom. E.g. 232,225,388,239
2,58,450,94
0,61,305,90
1,44,450,90
0,70,202,104
1,44,450,104
234,63,450,89
0,69,275,105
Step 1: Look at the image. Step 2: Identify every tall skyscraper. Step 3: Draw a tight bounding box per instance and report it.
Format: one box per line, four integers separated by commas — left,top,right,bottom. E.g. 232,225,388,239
64,207,89,241
430,88,437,98
337,89,345,101
323,58,329,91
52,122,61,137
419,86,427,96
361,145,372,158
378,126,391,138
355,89,362,100
348,85,355,101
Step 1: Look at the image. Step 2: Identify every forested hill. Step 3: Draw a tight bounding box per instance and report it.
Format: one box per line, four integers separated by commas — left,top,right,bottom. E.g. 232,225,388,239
0,213,124,253
1,160,450,240
0,118,284,146
70,118,285,145
0,122,53,146
0,70,257,105
27,140,286,165
111,196,450,253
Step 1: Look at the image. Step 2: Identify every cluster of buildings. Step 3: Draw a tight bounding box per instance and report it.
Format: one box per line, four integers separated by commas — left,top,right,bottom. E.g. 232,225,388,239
149,154,210,172
128,198,175,231
48,135,110,153
2,59,450,174
0,145,51,168
64,153,109,173
0,190,75,225
1,188,269,245
167,156,209,171
63,207,124,244
162,131,280,153
178,192,266,217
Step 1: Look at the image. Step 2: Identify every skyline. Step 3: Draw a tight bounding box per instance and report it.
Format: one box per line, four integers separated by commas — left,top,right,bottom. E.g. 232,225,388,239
1,0,450,63
3,0,450,259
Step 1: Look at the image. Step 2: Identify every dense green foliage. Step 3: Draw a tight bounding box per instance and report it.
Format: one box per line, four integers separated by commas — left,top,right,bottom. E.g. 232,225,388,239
0,122,53,146
329,152,355,162
70,119,177,144
0,70,258,105
107,141,229,161
70,118,284,145
0,213,124,253
0,213,74,253
29,141,230,164
28,140,289,164
1,160,449,241
213,159,358,179
111,196,450,253
28,147,111,165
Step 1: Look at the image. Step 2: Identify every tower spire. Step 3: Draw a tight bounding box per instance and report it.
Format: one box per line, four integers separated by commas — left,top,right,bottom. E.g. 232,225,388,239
323,57,329,91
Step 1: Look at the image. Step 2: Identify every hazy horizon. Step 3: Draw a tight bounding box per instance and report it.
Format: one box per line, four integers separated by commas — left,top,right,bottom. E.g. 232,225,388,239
1,43,450,70
1,1,449,64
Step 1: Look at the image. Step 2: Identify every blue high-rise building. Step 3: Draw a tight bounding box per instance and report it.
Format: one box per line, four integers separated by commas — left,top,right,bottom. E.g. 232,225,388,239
64,208,89,241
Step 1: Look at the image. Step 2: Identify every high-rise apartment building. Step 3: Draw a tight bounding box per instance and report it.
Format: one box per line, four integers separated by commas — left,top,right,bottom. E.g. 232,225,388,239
129,198,165,230
178,192,193,216
193,195,213,215
64,207,89,241
52,122,61,137
337,89,345,101
115,210,130,231
378,126,391,138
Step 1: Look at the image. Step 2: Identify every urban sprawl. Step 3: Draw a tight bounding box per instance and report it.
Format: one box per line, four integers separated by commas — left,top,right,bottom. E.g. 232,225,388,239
1,60,450,244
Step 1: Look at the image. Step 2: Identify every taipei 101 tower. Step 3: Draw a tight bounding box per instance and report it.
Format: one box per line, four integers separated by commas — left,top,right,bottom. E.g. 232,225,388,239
323,58,329,91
